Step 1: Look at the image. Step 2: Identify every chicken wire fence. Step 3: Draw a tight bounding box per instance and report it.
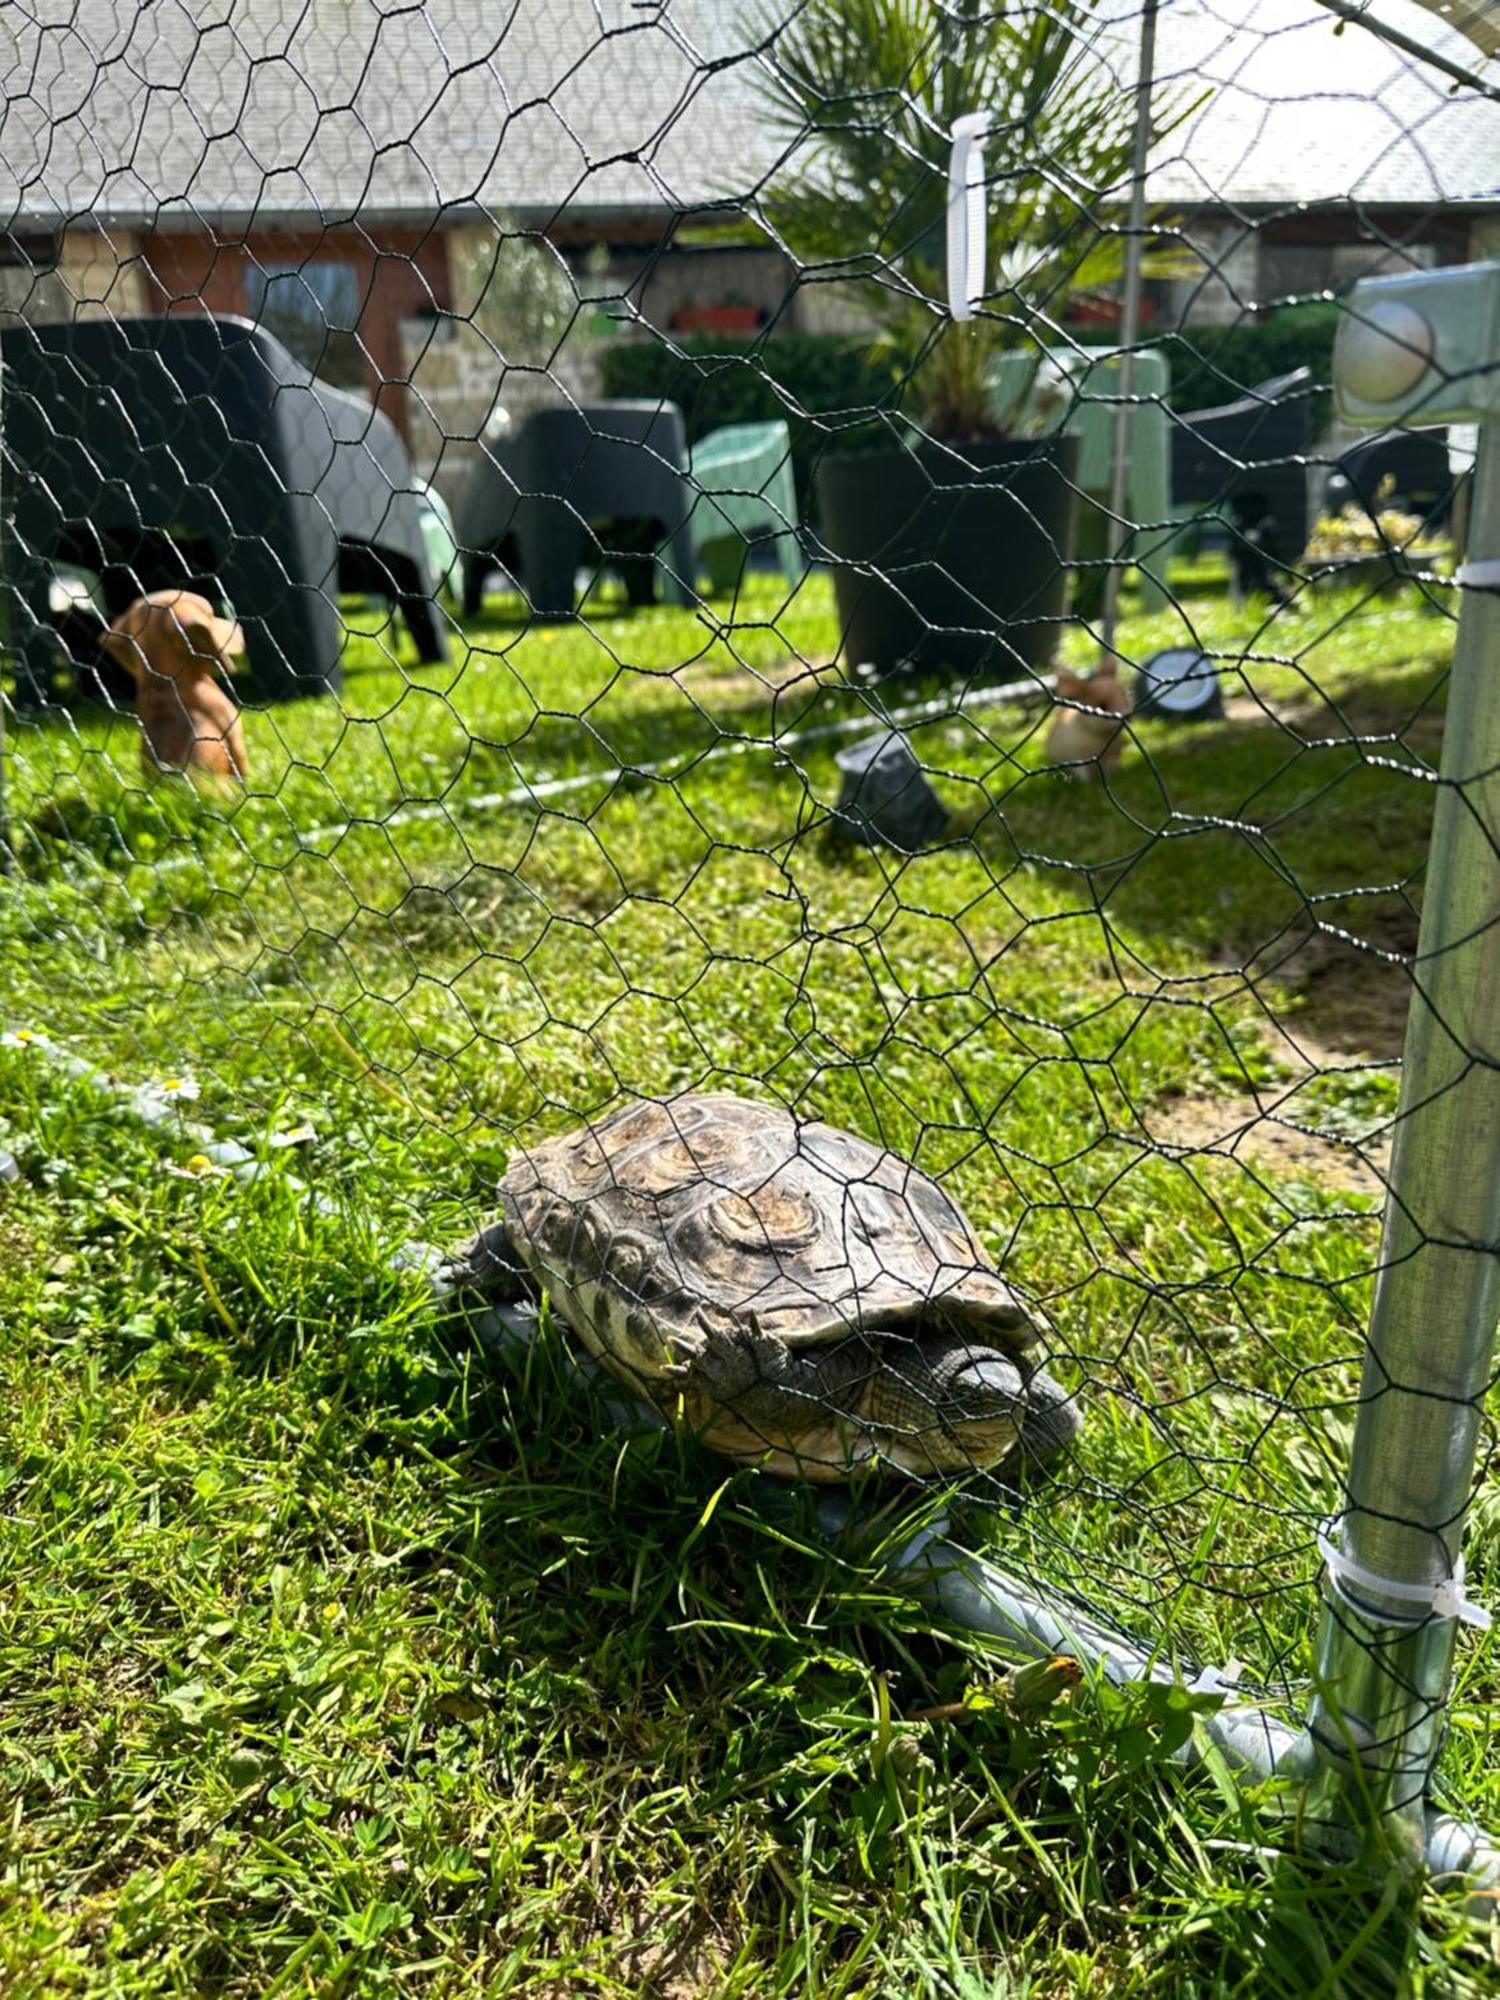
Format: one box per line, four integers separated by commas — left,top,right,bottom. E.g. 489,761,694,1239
2,0,1498,1862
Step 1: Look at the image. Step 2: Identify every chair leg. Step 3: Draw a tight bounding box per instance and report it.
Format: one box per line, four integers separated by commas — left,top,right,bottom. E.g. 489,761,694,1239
657,523,698,609
518,504,581,620
462,551,489,618
700,536,746,596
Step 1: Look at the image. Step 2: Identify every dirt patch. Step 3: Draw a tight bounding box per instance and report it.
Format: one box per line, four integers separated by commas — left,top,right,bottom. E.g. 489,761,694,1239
1152,1087,1390,1198
1243,915,1417,1064
1221,686,1446,761
675,651,838,716
1263,947,1413,1066
1154,935,1407,1197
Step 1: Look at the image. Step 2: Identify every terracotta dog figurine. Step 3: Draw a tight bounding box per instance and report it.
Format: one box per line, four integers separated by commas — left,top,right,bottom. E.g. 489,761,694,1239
100,591,248,784
1046,657,1132,777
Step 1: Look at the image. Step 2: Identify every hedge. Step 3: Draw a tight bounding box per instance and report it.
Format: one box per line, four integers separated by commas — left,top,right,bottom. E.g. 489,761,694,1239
1165,303,1342,433
599,333,894,506
598,304,1344,507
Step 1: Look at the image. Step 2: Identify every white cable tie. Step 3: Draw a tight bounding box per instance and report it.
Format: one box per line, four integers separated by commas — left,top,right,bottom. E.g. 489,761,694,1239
1456,558,1500,590
1317,1519,1492,1631
1189,1658,1244,1697
946,112,991,321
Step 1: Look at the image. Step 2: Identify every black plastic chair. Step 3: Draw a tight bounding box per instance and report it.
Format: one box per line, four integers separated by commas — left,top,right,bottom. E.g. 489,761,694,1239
1,314,446,704
457,400,697,619
1169,365,1313,564
1326,428,1454,529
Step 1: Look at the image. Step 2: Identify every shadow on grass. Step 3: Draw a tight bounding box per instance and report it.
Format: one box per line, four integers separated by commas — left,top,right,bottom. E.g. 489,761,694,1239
960,664,1448,1061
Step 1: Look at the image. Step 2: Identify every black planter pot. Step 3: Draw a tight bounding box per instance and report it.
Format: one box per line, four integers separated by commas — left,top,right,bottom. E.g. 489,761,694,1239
813,433,1081,679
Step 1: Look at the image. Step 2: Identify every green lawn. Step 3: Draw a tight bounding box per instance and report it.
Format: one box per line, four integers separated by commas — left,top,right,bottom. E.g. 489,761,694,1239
3,566,1496,1995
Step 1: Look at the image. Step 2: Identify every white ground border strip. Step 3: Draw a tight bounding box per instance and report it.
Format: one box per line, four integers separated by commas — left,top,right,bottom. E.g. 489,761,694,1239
0,1027,452,1279
83,667,1053,888
0,1028,338,1215
294,666,1055,852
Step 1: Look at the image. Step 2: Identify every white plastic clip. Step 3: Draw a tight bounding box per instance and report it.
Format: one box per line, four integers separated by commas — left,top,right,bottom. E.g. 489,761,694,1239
1317,1519,1492,1630
1456,558,1500,591
946,112,991,321
1189,1658,1244,1697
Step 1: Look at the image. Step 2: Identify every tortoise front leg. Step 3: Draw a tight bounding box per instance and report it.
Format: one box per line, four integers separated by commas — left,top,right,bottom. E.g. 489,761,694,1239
441,1217,531,1303
664,1316,883,1478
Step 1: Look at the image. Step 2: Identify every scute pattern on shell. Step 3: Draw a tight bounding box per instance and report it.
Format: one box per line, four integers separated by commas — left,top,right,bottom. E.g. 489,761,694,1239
497,1093,1041,1445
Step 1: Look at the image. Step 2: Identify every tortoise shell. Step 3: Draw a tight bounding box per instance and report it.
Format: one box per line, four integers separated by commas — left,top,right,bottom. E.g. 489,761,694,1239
492,1093,1054,1479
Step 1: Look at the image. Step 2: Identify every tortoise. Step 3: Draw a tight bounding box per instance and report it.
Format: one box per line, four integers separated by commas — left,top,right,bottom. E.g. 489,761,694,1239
452,1092,1081,1483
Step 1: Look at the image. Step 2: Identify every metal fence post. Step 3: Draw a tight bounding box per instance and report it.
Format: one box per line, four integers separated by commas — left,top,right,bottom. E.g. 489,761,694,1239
0,337,7,873
1307,263,1500,1853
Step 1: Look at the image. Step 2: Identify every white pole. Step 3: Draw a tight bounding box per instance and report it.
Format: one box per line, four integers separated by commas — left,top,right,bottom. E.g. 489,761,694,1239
1099,0,1159,662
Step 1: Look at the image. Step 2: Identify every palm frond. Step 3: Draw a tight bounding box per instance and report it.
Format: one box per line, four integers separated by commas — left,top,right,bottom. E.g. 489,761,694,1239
747,0,1179,436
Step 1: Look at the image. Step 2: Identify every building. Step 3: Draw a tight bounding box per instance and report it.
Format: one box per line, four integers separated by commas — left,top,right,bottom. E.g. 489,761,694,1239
1,0,1495,490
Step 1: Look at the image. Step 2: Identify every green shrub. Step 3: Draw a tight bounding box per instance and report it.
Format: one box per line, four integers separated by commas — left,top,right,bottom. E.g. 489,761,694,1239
1165,303,1342,433
600,332,893,505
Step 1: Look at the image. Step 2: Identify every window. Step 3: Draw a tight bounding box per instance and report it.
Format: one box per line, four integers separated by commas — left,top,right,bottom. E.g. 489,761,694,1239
244,259,367,389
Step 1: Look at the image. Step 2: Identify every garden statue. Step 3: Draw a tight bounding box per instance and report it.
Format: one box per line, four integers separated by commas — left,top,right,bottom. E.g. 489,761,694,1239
100,590,248,784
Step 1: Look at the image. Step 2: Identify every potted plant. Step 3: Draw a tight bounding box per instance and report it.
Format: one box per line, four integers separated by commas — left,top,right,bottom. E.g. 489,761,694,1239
752,0,1161,678
1305,474,1451,595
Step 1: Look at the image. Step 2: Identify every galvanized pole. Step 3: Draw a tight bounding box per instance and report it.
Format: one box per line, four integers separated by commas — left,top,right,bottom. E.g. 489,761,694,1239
1098,0,1158,662
1307,265,1500,1856
0,339,8,875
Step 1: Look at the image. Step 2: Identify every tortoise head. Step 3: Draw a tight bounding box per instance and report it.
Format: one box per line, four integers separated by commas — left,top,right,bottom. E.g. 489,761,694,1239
857,1330,1029,1474
860,1327,1080,1478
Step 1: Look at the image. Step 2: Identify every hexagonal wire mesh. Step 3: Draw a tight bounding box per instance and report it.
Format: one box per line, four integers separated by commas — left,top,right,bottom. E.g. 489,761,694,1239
2,0,1497,1866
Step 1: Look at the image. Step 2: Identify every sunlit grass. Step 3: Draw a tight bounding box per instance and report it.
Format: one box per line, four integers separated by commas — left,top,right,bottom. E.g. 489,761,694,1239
2,562,1493,1994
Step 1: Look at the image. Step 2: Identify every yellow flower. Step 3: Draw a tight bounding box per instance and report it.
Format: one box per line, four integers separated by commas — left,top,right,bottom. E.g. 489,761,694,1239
185,1154,215,1175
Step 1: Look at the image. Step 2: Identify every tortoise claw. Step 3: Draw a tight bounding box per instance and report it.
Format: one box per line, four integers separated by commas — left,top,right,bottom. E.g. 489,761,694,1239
445,1219,528,1301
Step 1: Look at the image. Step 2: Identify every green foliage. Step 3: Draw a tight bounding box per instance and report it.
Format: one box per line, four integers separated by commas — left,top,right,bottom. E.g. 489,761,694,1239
748,0,1156,437
446,218,609,421
1167,303,1342,433
600,331,894,501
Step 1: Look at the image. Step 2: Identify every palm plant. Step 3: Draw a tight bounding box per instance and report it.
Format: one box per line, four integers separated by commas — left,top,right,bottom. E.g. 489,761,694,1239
751,0,1159,441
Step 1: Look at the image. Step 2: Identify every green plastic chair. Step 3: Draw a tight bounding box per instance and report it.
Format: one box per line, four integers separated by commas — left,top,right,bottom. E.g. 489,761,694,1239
416,481,461,605
1062,348,1172,612
689,420,805,594
988,347,1173,612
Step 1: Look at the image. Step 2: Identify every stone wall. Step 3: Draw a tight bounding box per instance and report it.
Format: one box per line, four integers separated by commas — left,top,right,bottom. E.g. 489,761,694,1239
0,228,148,325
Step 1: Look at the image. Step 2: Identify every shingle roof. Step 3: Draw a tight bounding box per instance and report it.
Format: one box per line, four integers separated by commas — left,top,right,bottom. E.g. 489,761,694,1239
1145,0,1500,207
1,0,1495,233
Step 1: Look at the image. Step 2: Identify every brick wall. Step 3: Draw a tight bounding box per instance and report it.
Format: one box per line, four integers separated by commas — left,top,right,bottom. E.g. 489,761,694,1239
136,223,453,447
